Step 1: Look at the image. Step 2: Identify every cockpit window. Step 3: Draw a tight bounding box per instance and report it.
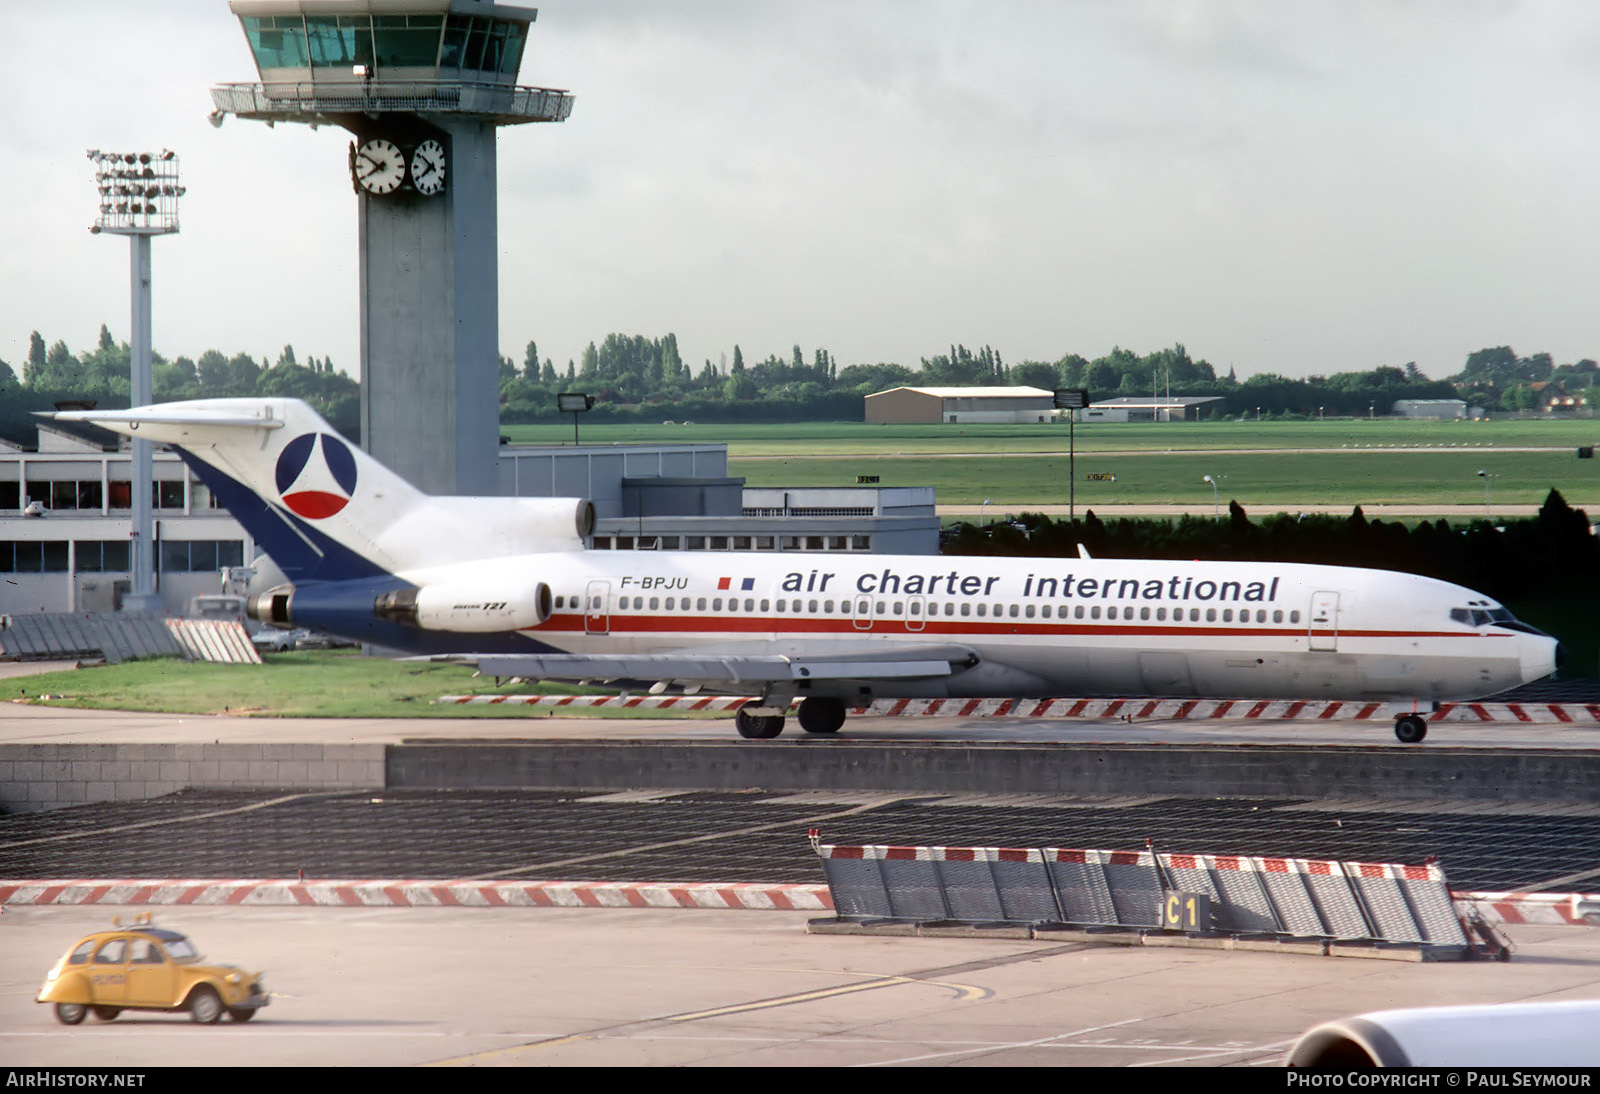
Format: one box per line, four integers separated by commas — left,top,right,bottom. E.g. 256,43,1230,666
1451,605,1546,636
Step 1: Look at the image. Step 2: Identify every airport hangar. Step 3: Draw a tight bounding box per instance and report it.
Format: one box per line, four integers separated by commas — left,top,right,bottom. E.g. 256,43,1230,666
0,415,937,616
864,386,1224,424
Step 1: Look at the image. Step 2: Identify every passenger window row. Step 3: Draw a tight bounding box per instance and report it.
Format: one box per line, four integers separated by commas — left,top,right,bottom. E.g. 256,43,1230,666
549,593,1301,625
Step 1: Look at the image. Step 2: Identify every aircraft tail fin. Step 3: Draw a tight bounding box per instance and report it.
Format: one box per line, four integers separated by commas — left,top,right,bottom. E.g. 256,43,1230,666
54,398,593,583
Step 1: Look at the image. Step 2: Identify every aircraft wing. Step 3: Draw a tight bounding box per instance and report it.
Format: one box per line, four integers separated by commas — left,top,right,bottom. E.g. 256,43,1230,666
436,644,980,686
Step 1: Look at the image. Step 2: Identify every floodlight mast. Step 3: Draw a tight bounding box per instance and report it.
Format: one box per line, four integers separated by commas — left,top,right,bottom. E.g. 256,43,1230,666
87,150,185,613
557,392,593,445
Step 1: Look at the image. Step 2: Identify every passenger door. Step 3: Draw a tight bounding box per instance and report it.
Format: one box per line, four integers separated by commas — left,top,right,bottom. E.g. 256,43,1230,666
88,937,129,1006
123,937,177,1007
1309,591,1339,651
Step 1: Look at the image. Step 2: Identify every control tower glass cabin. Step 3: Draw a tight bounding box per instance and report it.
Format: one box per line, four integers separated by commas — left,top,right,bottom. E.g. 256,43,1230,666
212,1,573,495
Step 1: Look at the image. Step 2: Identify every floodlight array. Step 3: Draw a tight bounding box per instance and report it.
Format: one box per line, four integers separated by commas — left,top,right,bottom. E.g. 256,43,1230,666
87,149,185,234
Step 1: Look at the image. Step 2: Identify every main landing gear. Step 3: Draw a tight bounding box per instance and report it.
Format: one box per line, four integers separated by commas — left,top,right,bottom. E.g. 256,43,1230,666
1394,714,1428,744
734,697,849,739
734,706,784,739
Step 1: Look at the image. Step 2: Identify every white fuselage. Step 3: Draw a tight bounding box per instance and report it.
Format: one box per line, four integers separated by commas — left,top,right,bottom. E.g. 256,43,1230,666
412,550,1557,702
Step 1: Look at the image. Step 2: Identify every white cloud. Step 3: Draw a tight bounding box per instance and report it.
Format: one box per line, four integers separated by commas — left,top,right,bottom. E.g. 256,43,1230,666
4,1,1600,382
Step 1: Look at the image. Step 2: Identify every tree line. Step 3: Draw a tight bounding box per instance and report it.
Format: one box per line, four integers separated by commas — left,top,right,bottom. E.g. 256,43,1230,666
4,323,1597,433
0,326,357,441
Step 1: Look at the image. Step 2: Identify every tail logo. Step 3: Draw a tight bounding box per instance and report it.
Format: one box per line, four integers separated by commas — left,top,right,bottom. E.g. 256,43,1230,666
275,432,359,519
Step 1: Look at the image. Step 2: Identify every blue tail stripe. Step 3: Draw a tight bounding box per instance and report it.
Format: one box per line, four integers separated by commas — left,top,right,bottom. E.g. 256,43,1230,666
175,449,391,584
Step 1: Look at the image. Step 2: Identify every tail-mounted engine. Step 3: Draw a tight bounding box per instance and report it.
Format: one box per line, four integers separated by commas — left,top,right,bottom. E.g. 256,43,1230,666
248,579,552,634
374,582,552,633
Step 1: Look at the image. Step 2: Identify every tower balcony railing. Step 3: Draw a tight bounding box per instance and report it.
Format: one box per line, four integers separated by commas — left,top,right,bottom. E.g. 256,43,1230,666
210,80,574,126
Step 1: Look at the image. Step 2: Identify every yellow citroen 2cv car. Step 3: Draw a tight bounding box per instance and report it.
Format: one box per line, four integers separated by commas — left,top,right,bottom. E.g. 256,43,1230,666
37,918,268,1025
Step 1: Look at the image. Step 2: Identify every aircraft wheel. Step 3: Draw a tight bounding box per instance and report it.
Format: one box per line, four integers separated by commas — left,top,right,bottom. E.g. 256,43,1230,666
798,697,846,735
735,707,784,739
1394,715,1427,744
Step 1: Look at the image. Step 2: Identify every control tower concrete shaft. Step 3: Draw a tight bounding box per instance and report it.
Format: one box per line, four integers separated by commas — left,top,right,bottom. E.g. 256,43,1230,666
211,1,573,495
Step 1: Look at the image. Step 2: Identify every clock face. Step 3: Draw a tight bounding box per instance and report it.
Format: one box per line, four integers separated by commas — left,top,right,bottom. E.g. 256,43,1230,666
410,139,447,196
353,139,405,195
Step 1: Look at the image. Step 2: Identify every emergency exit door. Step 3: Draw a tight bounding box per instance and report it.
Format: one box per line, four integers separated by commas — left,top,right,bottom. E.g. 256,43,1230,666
585,580,610,635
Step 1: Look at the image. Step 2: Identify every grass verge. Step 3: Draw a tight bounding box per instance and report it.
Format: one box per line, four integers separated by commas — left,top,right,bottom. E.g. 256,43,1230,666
0,652,723,719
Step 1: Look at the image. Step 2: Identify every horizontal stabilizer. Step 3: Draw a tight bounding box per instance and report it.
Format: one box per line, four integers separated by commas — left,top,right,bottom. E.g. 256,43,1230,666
50,407,284,431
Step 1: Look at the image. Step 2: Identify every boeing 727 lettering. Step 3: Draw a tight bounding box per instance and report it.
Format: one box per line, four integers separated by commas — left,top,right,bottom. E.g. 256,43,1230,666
56,398,1563,743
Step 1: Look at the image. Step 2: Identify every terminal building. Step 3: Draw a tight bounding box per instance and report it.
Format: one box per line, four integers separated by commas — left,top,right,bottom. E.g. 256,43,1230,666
0,422,938,616
1079,397,1225,422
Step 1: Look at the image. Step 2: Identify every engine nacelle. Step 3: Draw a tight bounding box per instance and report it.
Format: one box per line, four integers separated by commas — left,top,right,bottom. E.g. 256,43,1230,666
373,581,552,633
1287,1000,1600,1067
247,584,297,628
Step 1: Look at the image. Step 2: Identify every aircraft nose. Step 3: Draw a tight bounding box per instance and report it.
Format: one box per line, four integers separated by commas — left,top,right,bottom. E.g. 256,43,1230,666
1521,634,1562,683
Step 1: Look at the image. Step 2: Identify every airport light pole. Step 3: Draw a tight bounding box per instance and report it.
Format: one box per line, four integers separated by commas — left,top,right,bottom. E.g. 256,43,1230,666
557,392,593,445
1054,388,1088,524
88,149,184,614
1203,474,1219,519
1477,469,1492,519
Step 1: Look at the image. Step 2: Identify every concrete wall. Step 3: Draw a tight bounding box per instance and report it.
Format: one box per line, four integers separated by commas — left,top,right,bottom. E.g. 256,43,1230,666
359,121,500,496
386,741,1600,805
0,744,384,814
10,739,1596,814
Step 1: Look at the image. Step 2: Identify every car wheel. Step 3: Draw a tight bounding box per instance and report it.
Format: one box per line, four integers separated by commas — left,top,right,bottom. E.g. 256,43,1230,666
227,1007,257,1022
91,1006,120,1022
188,987,223,1025
54,1002,87,1025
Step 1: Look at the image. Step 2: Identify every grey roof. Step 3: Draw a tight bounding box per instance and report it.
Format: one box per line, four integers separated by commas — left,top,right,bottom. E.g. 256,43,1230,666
1090,397,1224,408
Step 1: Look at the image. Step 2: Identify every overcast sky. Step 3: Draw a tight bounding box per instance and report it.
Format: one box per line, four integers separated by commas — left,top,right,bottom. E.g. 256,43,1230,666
3,0,1599,383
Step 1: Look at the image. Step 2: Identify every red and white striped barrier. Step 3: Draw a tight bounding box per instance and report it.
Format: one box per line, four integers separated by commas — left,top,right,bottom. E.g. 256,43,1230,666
438,694,757,711
1453,891,1600,927
436,693,1600,724
0,879,831,912
3,876,1592,927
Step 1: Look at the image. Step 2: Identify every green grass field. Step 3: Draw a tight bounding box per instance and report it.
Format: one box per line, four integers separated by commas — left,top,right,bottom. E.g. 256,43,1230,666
0,652,695,719
502,418,1600,507
502,417,1600,455
738,449,1600,507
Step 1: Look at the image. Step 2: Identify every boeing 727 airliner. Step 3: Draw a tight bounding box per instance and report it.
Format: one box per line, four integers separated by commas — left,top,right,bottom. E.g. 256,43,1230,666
56,398,1563,743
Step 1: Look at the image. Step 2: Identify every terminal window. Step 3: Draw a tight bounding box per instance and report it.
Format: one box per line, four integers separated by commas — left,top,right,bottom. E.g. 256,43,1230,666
0,540,70,573
73,541,131,573
158,540,245,573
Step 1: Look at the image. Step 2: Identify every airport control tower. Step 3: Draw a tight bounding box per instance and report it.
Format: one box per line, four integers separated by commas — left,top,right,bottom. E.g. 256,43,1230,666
210,1,573,495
